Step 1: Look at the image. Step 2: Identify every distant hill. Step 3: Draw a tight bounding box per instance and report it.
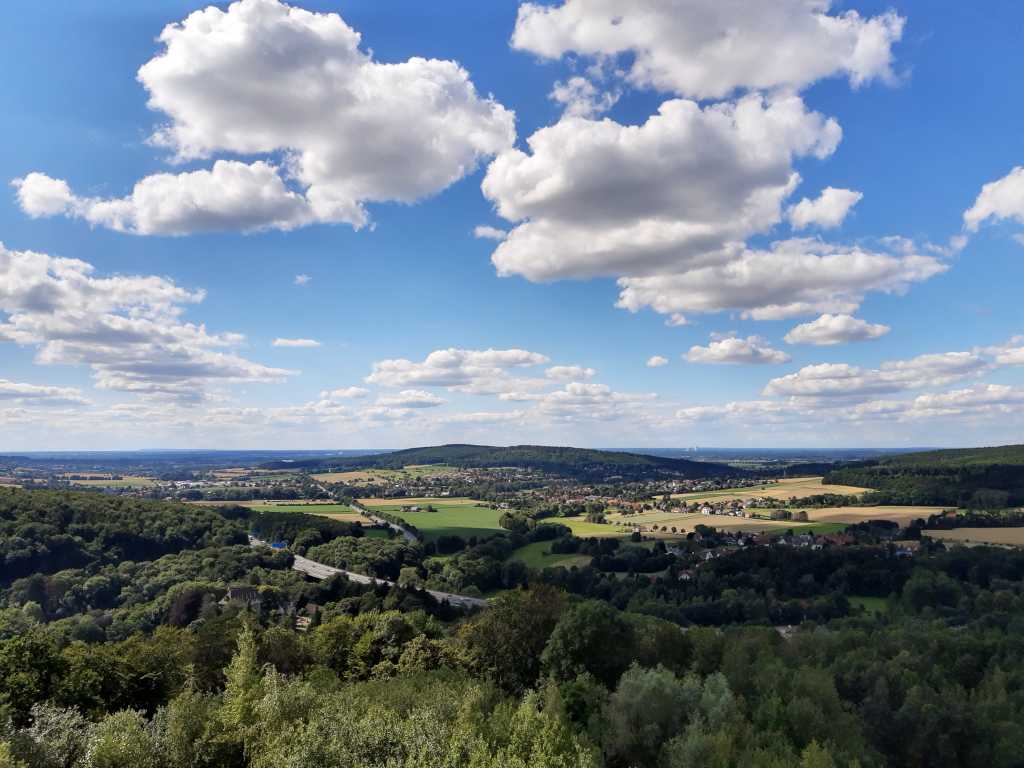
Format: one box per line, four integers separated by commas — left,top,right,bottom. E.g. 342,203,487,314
264,443,741,481
825,444,1024,508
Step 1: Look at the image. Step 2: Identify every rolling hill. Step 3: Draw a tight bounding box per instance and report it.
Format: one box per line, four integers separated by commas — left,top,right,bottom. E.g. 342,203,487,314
825,444,1024,508
263,444,741,481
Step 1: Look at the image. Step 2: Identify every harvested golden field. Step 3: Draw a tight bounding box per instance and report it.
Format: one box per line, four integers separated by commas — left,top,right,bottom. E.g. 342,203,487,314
315,470,387,482
606,510,804,536
805,506,949,526
358,496,481,508
315,512,367,523
670,476,869,504
211,468,249,479
924,528,1024,547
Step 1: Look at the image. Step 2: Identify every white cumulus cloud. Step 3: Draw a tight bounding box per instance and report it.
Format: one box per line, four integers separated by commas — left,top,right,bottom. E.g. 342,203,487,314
473,225,508,241
320,386,369,400
272,338,321,348
549,76,619,117
0,242,293,400
512,0,904,100
964,166,1024,233
546,365,596,381
0,379,89,406
763,352,989,399
784,314,890,345
616,237,945,321
686,335,791,365
646,355,669,368
375,389,446,408
13,0,514,235
483,93,840,282
366,348,550,394
787,187,863,230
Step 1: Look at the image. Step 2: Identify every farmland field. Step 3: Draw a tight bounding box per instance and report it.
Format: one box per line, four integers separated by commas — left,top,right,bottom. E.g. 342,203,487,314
924,528,1024,547
359,498,504,541
358,496,480,508
243,502,356,514
314,464,459,483
804,506,948,526
67,475,156,488
508,540,592,570
670,476,869,504
605,510,809,536
541,518,634,538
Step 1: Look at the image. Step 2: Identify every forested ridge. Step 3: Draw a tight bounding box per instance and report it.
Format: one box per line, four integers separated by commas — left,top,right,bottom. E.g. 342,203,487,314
3,488,1024,766
262,443,740,480
825,444,1024,507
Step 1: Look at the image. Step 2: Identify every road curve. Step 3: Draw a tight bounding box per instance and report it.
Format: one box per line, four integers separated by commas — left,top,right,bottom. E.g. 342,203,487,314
349,500,419,543
249,536,487,610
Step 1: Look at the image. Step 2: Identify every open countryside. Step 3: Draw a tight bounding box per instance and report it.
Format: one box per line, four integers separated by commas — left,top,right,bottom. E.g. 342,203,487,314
924,527,1024,547
805,505,951,525
359,497,504,541
670,476,870,503
313,464,460,484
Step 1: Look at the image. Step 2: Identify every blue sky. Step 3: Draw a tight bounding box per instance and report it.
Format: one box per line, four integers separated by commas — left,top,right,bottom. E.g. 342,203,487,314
1,0,1023,450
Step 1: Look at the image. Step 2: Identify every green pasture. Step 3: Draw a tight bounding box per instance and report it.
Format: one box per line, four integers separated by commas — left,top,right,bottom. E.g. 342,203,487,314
508,540,592,570
372,500,505,542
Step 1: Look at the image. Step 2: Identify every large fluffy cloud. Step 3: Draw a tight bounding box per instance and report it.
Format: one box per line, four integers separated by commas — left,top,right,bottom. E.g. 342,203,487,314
686,335,791,365
13,0,514,235
784,313,890,345
616,238,945,322
484,94,840,281
512,0,904,100
0,242,292,399
963,166,1024,233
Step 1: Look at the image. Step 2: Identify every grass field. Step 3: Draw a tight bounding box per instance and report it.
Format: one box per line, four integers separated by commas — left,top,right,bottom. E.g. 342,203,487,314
243,502,355,514
924,528,1024,547
849,595,889,614
360,498,504,541
361,527,393,539
670,476,869,504
805,506,948,525
67,475,156,488
508,540,593,570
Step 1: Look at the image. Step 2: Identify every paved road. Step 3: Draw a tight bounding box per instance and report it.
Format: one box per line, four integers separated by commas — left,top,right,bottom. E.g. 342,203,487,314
350,500,419,543
249,536,486,610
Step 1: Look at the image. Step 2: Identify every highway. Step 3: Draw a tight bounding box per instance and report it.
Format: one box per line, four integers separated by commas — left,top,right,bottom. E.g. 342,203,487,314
249,536,487,610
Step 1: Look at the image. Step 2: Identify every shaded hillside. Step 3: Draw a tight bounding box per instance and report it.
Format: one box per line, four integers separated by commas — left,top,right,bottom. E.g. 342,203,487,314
265,444,740,481
825,444,1024,508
